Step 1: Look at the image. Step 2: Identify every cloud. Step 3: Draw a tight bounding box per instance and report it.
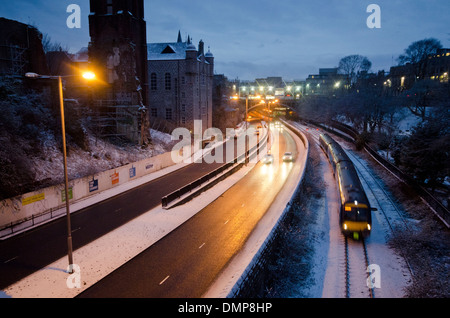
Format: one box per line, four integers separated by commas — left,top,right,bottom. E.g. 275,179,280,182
2,0,449,80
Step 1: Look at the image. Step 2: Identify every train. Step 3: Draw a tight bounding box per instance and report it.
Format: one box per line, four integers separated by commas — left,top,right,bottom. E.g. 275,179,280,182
319,133,376,240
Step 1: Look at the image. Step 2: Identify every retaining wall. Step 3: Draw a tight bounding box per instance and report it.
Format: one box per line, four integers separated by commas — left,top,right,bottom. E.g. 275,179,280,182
0,150,180,238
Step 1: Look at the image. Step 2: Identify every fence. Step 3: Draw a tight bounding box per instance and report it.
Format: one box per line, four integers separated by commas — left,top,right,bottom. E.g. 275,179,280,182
0,151,179,238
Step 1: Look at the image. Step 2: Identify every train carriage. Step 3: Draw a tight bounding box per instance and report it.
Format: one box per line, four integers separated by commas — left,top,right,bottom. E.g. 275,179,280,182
319,133,375,240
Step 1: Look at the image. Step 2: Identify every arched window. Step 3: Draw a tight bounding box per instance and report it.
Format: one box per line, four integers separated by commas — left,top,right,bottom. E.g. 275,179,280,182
165,73,171,90
150,73,157,90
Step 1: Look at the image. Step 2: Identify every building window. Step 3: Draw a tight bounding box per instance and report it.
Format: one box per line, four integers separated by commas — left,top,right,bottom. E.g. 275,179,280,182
166,108,172,120
181,77,186,85
181,116,186,124
181,104,186,112
151,73,157,90
107,0,113,14
151,108,157,117
165,73,171,90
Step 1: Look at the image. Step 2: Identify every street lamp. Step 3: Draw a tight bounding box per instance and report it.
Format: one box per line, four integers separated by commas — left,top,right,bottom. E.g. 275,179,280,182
25,71,95,273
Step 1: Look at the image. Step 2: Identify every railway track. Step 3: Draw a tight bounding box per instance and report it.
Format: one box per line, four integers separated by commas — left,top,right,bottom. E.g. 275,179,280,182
344,149,411,234
291,122,377,298
344,236,375,298
291,121,415,298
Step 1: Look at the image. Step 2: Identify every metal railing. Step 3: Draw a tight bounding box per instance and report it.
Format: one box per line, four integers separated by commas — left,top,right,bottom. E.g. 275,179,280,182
161,129,269,209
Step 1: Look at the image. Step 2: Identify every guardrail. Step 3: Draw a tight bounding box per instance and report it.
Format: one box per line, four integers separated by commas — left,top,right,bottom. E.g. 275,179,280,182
304,118,450,228
161,128,269,209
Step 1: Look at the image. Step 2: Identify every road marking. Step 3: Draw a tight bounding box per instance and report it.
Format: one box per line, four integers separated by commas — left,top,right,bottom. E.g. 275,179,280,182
224,220,229,225
159,275,170,285
4,256,18,264
199,243,206,249
72,227,81,233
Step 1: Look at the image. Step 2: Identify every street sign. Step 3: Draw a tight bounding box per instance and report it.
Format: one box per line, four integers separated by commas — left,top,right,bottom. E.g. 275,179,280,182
111,172,119,185
89,179,99,192
61,187,73,202
22,193,45,206
129,166,136,178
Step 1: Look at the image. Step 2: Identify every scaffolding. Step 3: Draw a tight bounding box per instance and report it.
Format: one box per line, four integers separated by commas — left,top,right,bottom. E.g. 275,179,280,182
90,100,143,143
0,45,28,76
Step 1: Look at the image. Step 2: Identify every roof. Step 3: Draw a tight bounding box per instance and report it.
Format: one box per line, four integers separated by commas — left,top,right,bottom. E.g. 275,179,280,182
147,42,192,61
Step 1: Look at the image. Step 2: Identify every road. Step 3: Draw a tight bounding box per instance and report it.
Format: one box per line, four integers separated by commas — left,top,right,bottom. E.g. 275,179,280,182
0,129,247,290
77,124,301,297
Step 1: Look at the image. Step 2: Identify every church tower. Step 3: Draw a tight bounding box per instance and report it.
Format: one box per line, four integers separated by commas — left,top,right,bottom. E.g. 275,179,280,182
88,0,148,106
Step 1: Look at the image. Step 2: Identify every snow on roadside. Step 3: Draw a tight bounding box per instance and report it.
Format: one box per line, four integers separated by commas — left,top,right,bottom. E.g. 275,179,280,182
263,123,414,298
30,129,176,187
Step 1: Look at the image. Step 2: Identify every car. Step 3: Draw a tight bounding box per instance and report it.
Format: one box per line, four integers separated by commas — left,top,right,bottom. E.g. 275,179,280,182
263,154,274,164
282,152,294,162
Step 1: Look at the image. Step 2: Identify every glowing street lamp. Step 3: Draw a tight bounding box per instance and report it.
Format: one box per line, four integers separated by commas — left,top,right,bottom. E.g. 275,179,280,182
25,71,96,273
82,71,96,80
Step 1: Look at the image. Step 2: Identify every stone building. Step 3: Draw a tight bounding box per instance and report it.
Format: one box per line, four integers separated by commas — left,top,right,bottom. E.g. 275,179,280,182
0,17,48,77
147,32,214,135
88,0,149,143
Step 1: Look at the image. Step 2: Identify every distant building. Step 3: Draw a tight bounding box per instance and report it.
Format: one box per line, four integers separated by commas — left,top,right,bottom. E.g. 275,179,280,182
305,68,348,95
388,48,450,91
0,17,48,77
147,32,214,134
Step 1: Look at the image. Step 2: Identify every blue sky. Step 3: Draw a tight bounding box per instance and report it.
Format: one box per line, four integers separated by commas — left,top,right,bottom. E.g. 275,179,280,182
1,0,449,81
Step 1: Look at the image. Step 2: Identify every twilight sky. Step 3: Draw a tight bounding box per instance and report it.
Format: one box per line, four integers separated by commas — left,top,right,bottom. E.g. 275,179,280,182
1,0,449,81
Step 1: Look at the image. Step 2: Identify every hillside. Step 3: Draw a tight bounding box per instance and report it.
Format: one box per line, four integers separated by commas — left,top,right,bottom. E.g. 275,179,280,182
0,79,175,201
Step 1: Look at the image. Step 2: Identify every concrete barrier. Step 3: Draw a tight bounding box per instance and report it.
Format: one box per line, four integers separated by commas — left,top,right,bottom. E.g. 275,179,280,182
0,151,178,238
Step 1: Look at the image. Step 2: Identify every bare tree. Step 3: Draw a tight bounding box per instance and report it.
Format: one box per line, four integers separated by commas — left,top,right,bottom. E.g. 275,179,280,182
338,55,372,86
397,38,442,65
42,33,69,54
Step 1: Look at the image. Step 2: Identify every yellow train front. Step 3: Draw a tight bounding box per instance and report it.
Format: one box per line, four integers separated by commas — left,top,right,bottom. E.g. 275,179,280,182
336,152,373,240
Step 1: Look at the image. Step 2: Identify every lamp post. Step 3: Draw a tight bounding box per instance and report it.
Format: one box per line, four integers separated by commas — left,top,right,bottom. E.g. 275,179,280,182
25,71,95,273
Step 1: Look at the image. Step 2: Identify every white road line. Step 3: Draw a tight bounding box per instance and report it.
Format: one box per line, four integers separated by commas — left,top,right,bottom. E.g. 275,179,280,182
159,275,170,285
4,256,18,264
199,243,206,249
224,220,229,225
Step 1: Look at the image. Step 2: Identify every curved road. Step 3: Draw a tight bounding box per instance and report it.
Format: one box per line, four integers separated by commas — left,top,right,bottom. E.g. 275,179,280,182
78,124,301,298
0,130,244,290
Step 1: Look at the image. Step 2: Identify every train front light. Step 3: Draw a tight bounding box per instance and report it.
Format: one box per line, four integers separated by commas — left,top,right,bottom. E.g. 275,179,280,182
343,223,348,230
367,224,371,231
